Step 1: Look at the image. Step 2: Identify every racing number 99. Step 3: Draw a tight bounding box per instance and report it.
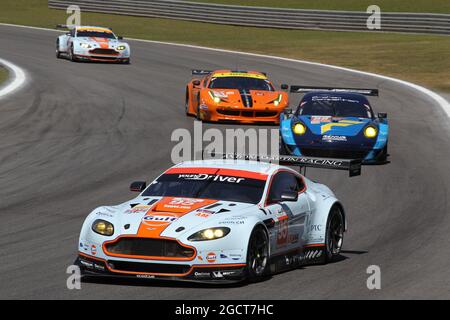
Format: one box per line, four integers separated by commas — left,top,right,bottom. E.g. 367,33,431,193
277,217,288,246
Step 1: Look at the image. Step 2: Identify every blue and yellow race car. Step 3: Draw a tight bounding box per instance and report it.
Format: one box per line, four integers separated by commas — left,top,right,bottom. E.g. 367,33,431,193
280,86,389,164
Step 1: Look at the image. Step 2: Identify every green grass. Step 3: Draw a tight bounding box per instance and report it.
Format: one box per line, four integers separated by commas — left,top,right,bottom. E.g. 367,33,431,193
0,67,8,86
193,0,450,13
1,0,449,91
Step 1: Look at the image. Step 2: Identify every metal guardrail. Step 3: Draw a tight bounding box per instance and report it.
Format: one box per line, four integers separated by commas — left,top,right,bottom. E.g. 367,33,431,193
48,0,450,35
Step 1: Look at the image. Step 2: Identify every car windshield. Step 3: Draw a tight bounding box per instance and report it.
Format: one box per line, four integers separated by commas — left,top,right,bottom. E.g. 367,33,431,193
142,172,266,204
298,96,373,118
209,77,274,91
76,31,116,39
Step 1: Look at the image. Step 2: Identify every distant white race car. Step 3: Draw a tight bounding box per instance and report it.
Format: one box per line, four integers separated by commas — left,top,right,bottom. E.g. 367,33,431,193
76,154,361,283
56,25,130,63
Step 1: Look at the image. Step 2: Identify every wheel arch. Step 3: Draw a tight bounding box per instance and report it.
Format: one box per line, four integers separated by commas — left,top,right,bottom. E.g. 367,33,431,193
307,197,347,246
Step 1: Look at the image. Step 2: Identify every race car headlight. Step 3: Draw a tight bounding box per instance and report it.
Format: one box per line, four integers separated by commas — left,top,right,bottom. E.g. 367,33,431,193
80,43,91,49
116,45,126,51
188,227,230,241
92,219,114,236
364,126,378,138
293,123,306,135
272,94,283,107
208,91,223,104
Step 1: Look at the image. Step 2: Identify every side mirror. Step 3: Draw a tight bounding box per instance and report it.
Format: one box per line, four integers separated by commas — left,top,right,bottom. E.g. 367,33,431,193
130,181,146,192
378,112,387,119
117,36,124,40
281,84,289,90
192,80,201,86
280,191,298,202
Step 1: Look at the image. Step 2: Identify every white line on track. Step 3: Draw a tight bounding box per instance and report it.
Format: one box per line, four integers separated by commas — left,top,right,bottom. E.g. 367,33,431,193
1,22,449,118
0,57,27,99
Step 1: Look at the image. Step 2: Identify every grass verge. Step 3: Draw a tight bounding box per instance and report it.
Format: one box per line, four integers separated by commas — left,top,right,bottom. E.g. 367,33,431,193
193,0,450,14
0,0,449,91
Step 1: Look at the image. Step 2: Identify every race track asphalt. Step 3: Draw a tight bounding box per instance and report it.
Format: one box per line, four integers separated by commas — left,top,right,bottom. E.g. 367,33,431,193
0,24,449,299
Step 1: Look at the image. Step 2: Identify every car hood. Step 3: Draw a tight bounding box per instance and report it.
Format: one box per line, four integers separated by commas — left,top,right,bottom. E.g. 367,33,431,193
95,196,256,239
300,116,372,136
76,37,123,47
209,89,282,106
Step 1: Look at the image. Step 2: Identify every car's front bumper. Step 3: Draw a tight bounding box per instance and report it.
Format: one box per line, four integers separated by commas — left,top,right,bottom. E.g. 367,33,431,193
76,252,246,283
73,48,130,62
198,104,283,124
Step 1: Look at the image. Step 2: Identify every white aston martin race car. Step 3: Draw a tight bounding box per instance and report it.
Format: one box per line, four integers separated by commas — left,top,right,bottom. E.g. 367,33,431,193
56,25,131,63
76,154,361,282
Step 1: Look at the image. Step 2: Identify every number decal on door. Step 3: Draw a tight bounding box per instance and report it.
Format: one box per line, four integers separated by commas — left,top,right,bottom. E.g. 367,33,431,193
277,216,288,246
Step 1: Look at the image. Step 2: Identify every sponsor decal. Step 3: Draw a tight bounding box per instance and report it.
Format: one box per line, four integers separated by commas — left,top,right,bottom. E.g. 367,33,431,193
195,209,213,218
91,245,97,256
220,254,228,259
194,271,211,278
322,135,347,142
142,213,178,227
178,174,245,184
196,209,215,215
206,252,217,263
219,220,244,225
311,224,323,232
288,234,299,244
230,253,243,261
136,274,155,279
125,206,151,214
96,212,113,218
311,116,332,124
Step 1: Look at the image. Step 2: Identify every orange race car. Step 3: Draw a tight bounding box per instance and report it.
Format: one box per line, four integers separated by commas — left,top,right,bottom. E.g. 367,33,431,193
185,70,289,124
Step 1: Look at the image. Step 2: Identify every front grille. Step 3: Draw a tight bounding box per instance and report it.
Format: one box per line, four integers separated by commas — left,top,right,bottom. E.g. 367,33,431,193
107,260,191,274
105,238,195,259
217,109,278,118
89,48,119,55
300,148,368,159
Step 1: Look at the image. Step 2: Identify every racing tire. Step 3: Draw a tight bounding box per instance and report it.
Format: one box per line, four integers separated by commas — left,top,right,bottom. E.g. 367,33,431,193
69,45,77,62
185,88,190,115
324,205,345,263
195,105,202,121
245,226,270,282
378,143,388,162
56,40,62,59
279,135,289,155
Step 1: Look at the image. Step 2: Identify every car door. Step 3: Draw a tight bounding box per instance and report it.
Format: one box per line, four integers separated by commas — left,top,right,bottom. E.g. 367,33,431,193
265,171,310,255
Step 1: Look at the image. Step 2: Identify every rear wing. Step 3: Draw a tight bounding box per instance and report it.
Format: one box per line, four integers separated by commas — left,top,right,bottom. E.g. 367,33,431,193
191,70,268,77
56,25,113,31
290,85,379,96
56,24,72,29
201,152,362,177
192,70,213,76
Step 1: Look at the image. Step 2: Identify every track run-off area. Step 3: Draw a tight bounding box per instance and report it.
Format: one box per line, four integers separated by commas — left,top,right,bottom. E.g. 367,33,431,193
0,24,449,299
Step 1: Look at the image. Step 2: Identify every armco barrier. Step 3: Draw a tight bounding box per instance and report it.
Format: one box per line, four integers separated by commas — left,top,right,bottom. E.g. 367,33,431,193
48,0,450,35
